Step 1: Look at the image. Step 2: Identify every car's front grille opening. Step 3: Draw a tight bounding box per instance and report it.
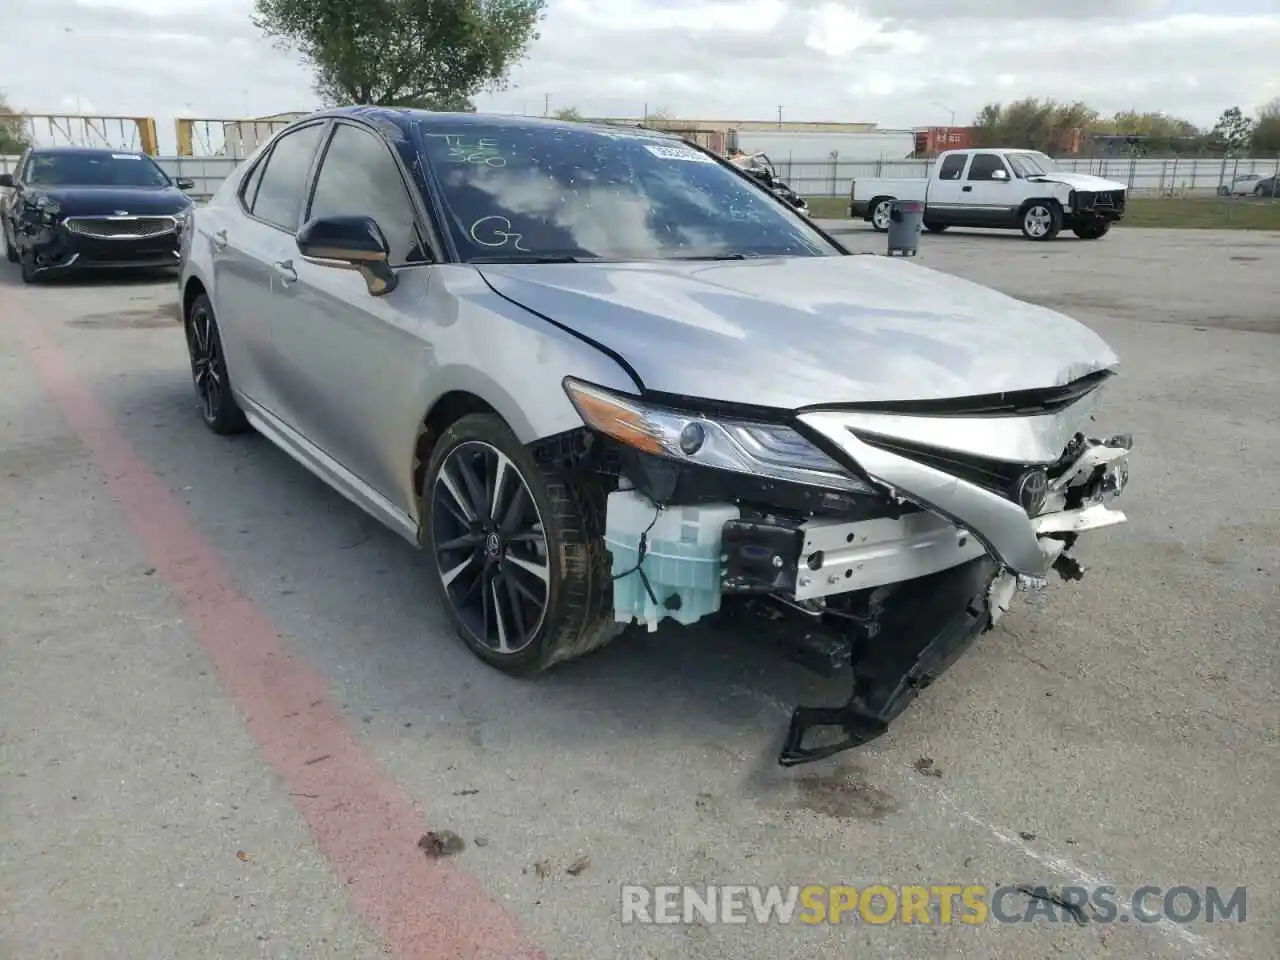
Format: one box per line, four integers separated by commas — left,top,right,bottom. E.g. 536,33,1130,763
64,216,177,240
854,434,1028,500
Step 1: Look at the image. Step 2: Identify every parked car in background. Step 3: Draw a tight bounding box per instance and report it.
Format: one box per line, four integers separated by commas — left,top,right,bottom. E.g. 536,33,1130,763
849,147,1128,240
1218,173,1261,196
1248,174,1279,198
0,146,195,283
176,108,1133,765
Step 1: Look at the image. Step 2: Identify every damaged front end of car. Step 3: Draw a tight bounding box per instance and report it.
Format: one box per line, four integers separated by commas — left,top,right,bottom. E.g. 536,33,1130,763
537,374,1132,766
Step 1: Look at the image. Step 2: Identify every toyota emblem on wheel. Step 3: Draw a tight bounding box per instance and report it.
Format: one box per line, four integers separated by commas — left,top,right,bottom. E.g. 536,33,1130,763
1014,468,1050,516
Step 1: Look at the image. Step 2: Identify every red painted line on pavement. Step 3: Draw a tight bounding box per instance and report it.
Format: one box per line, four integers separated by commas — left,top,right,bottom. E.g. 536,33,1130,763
8,301,546,960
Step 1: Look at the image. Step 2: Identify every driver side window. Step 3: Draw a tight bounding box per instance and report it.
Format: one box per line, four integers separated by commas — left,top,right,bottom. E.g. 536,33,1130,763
307,123,427,266
967,153,1010,181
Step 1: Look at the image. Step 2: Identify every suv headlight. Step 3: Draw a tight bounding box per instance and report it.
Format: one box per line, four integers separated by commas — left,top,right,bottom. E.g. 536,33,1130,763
563,378,875,494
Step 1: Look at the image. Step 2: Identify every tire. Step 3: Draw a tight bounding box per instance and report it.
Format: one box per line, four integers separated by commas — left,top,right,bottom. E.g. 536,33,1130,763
870,198,894,233
924,221,948,233
1071,221,1111,240
1020,201,1062,241
423,412,620,676
19,248,40,283
184,293,249,435
1256,185,1270,198
2,223,16,263
1218,186,1230,197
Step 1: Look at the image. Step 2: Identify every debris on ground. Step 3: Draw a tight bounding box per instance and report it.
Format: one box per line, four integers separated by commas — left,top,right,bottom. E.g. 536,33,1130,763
566,854,591,876
418,830,466,858
235,850,252,862
453,788,480,796
912,757,943,778
1016,885,1089,926
1018,831,1038,841
532,859,552,879
474,836,490,847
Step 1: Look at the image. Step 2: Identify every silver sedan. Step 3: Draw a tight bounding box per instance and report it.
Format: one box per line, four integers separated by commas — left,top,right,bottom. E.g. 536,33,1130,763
177,107,1133,765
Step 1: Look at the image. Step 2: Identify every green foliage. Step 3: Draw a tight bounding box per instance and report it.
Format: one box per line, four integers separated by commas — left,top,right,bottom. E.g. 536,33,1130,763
552,106,583,121
1251,98,1280,155
971,98,1098,152
252,0,547,108
1210,106,1255,156
0,91,31,154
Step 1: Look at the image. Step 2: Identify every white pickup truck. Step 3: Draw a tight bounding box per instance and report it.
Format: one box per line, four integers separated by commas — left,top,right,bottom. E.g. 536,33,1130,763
849,147,1128,241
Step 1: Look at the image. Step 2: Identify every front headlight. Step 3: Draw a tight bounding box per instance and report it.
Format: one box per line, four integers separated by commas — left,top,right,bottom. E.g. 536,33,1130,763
562,378,875,494
174,206,193,231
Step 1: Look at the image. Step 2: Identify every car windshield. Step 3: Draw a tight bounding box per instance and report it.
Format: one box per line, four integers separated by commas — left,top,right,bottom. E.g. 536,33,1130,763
417,122,839,262
1006,152,1058,178
24,152,171,188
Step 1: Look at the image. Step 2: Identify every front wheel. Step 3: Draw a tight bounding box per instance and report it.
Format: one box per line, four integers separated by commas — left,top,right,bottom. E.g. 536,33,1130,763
1021,202,1062,241
924,221,948,233
1071,221,1111,240
184,293,249,434
2,222,17,263
870,198,894,232
424,413,621,676
19,249,40,283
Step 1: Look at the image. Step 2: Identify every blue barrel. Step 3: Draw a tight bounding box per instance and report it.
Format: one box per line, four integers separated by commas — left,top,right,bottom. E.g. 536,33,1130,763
887,200,924,256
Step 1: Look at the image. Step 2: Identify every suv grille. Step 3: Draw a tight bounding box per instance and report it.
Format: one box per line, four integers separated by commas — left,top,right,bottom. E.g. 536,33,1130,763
64,216,177,240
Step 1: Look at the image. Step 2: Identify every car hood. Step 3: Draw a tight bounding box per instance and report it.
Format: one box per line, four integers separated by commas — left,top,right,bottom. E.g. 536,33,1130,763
29,185,191,216
1026,172,1127,192
476,255,1119,409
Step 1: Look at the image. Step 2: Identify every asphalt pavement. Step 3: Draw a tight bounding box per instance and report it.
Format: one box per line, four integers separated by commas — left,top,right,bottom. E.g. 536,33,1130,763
1,224,1277,959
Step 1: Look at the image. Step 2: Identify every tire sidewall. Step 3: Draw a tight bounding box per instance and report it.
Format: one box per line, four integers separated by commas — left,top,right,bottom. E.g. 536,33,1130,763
871,199,893,232
1021,201,1061,240
185,292,247,433
422,413,569,675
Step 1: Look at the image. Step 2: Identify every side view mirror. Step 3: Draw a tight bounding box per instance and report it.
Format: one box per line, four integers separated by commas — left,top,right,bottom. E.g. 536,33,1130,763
175,177,195,190
0,173,13,188
991,169,1009,181
296,214,399,296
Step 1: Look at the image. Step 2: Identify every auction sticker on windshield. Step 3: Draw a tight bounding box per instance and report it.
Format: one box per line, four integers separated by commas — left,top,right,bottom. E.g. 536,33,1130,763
644,143,715,163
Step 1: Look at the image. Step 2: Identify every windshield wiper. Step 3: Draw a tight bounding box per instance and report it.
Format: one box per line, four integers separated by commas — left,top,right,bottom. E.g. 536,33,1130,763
665,253,747,261
468,254,589,264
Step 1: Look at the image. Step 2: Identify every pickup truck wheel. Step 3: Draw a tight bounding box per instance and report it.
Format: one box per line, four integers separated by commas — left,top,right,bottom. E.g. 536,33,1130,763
924,221,948,233
870,198,894,232
424,413,621,677
1071,221,1111,240
1020,202,1062,241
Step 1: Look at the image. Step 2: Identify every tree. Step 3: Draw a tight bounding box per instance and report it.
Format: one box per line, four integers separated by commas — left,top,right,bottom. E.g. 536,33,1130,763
1209,106,1255,156
252,0,547,108
552,106,583,121
0,91,31,154
972,98,1097,153
1252,97,1280,155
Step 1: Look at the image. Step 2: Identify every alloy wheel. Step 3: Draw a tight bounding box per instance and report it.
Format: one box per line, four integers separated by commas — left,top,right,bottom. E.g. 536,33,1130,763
186,301,223,423
872,200,893,230
1024,205,1053,238
431,440,550,655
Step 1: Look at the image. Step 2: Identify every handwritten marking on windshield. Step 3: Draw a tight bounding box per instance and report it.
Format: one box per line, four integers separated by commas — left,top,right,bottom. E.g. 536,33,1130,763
424,134,507,167
469,216,530,251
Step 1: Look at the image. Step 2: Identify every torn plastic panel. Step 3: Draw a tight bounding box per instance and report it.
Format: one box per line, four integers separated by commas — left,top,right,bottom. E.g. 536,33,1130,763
528,417,1131,767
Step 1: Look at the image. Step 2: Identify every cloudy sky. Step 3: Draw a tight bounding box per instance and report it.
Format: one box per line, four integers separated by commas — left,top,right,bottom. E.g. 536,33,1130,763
4,0,1278,152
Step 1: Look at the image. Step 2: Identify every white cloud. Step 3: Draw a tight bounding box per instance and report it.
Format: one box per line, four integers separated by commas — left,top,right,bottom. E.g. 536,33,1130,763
1,0,1277,155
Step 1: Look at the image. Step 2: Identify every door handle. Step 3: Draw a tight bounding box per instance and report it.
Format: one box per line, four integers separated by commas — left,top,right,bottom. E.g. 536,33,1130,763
273,259,298,283
211,228,228,252
962,185,973,192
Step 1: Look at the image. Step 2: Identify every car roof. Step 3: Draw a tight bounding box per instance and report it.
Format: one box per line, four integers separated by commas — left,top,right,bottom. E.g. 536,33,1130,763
305,105,683,142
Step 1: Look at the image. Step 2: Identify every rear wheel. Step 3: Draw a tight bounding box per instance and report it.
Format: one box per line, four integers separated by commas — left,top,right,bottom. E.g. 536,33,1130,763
2,222,17,263
19,249,40,283
1071,221,1111,240
424,413,621,675
870,198,894,232
184,293,249,434
924,221,948,233
1020,202,1062,241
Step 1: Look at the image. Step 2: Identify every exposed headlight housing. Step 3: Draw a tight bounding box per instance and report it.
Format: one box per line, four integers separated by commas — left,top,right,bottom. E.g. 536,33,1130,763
562,378,875,495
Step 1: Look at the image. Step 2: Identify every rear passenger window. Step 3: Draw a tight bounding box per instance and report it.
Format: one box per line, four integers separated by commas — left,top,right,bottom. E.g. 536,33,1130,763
240,153,267,208
249,124,325,230
307,123,426,265
937,154,966,180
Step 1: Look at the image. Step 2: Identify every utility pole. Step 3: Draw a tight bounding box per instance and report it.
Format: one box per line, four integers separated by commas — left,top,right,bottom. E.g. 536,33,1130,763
777,105,783,127
543,93,550,117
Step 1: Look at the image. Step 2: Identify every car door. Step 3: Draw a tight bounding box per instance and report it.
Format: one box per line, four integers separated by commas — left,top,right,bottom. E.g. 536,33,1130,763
962,153,1019,226
266,120,436,510
210,121,327,419
922,152,969,225
1,149,30,250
